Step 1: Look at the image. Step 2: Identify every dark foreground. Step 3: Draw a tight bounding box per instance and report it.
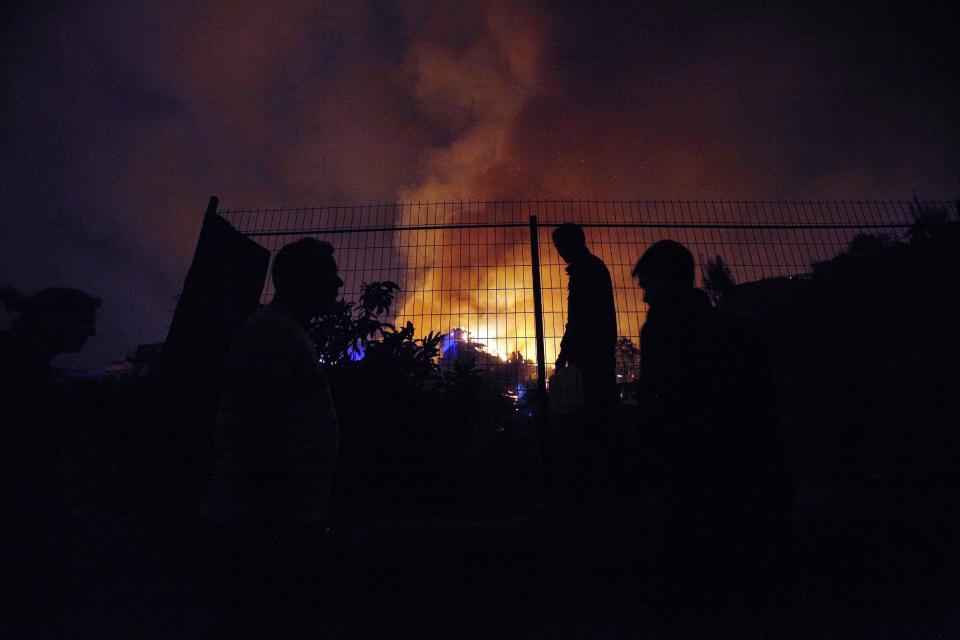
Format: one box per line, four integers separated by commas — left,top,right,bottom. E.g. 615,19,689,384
10,508,958,639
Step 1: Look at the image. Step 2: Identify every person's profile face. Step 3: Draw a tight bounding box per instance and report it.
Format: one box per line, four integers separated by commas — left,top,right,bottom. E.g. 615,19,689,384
553,238,575,263
639,280,654,306
638,273,667,307
314,260,343,314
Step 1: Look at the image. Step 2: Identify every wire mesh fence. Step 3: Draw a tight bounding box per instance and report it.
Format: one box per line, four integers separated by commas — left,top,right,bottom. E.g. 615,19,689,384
217,200,943,396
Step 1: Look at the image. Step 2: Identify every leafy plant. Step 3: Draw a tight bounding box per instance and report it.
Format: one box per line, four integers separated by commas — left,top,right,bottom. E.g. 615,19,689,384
363,321,444,384
309,281,400,365
309,280,444,383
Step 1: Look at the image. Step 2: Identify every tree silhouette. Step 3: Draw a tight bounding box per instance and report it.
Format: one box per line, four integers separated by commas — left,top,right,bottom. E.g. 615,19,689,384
908,197,958,243
701,254,736,306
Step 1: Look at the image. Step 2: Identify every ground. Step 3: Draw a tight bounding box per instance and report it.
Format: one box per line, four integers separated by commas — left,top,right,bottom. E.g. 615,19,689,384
19,508,958,639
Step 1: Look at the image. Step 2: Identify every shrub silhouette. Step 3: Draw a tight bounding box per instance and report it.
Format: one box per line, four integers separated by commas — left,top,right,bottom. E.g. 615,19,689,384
702,254,737,306
312,281,536,516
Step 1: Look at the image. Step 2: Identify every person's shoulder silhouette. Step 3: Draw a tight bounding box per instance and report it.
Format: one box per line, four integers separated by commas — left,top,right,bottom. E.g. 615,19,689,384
633,241,791,511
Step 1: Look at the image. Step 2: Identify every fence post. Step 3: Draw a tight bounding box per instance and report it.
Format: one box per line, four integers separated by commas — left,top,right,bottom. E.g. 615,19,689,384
528,215,548,402
529,214,553,507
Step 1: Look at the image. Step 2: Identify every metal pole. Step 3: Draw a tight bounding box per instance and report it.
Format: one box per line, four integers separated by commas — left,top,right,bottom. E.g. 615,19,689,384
529,214,552,510
529,215,548,400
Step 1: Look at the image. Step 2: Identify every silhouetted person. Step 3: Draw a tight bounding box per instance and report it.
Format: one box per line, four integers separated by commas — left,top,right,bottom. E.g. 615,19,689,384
201,238,343,636
634,240,790,637
0,286,100,632
1,286,100,500
551,224,619,511
553,224,618,410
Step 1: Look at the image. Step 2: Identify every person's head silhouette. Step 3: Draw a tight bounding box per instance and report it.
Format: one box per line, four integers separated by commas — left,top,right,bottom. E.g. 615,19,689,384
270,238,343,326
1,287,101,364
552,223,589,264
631,240,695,307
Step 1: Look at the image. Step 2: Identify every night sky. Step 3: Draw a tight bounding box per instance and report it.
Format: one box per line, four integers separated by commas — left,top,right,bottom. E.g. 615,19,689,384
2,1,957,368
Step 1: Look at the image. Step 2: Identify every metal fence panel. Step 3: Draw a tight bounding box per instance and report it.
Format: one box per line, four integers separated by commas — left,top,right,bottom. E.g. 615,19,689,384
218,199,944,390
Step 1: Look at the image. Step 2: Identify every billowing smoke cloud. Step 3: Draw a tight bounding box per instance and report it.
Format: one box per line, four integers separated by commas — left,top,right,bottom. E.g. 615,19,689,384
392,2,551,358
1,1,956,367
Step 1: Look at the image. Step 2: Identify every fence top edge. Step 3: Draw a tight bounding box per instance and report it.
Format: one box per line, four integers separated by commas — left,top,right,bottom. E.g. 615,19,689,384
216,198,954,215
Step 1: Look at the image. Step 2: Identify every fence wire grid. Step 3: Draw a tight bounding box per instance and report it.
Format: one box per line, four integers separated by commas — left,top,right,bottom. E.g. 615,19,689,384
217,200,947,394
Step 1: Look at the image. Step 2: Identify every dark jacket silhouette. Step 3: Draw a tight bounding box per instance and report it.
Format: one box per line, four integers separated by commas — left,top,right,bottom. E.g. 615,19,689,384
639,277,792,635
640,285,789,518
557,250,618,410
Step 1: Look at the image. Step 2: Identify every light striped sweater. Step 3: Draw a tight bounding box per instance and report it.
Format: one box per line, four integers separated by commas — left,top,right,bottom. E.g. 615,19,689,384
202,306,339,528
